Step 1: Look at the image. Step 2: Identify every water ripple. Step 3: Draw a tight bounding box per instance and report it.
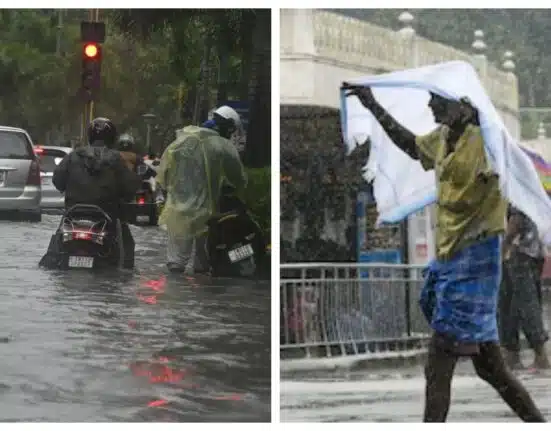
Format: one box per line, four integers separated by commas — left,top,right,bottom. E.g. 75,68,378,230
0,214,270,422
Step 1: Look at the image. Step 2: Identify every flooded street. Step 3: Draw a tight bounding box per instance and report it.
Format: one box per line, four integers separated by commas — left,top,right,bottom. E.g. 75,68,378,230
281,349,551,422
0,214,271,422
281,294,551,422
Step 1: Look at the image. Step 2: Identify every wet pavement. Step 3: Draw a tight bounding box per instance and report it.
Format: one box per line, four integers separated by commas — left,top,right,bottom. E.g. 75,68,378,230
0,214,271,422
281,347,551,422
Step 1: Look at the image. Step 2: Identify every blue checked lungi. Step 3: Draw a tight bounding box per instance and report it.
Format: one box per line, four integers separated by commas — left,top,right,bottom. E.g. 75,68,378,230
419,235,502,343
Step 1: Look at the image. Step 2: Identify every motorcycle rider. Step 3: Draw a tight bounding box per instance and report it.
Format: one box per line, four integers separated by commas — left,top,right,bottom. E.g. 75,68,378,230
117,133,141,172
43,117,141,269
156,105,248,274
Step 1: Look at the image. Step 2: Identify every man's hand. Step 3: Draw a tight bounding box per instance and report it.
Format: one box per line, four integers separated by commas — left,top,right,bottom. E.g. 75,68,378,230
342,82,376,108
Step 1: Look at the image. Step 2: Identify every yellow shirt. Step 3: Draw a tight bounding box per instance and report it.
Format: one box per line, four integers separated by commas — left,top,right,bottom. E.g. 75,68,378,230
416,124,507,260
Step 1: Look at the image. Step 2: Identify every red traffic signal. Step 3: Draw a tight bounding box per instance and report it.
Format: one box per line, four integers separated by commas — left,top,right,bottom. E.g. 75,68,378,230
83,43,99,59
81,42,102,101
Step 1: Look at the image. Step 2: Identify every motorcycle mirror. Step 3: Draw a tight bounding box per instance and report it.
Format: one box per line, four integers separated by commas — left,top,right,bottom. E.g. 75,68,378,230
54,157,63,166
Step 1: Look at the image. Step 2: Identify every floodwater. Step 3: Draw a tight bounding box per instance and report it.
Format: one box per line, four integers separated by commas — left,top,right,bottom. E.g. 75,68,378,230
282,356,551,422
0,214,271,422
282,339,551,422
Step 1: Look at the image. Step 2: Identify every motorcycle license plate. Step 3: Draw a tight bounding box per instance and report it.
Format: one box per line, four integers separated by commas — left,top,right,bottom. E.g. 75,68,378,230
228,244,254,263
68,256,94,268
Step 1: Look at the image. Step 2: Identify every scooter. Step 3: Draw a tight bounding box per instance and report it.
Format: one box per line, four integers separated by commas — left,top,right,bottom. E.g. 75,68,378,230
39,204,124,270
128,161,159,226
205,189,268,278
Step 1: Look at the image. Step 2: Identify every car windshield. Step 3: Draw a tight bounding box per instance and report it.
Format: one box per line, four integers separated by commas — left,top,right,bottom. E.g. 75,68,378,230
38,149,68,172
0,131,33,159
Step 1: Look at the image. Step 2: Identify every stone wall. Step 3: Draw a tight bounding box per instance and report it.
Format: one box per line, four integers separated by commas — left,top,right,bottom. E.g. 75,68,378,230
280,9,520,138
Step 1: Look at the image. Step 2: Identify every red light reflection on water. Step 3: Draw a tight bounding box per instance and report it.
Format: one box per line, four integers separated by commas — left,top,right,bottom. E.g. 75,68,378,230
137,294,157,304
214,394,244,401
143,275,166,291
132,274,245,408
136,275,166,305
148,399,168,408
130,360,187,384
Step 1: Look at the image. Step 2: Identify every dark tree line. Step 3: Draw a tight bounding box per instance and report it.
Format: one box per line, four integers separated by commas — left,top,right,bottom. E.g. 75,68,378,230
0,9,270,168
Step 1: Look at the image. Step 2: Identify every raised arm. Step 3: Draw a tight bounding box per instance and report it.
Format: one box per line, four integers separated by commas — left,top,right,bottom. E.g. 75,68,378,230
342,83,419,160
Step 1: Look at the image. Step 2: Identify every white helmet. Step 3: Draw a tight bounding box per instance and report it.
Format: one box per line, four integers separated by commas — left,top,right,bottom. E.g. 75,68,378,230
213,105,242,130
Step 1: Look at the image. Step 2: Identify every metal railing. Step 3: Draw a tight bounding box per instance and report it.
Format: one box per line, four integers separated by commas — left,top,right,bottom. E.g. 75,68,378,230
280,262,432,360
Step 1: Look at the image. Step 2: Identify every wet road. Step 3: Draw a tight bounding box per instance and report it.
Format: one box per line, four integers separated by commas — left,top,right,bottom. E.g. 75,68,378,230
0,214,271,422
281,350,551,422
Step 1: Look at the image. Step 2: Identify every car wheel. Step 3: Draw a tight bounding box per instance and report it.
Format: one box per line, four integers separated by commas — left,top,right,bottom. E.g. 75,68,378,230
23,210,42,223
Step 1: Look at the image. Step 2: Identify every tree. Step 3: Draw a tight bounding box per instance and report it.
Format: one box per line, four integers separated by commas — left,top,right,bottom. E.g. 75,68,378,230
0,9,185,148
111,9,271,167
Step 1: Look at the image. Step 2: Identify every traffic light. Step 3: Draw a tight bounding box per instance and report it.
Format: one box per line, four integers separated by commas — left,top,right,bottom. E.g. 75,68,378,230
84,43,99,59
81,42,102,101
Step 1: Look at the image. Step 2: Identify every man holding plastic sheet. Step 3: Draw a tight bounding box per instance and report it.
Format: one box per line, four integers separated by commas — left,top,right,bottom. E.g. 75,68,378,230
155,105,247,274
343,82,545,422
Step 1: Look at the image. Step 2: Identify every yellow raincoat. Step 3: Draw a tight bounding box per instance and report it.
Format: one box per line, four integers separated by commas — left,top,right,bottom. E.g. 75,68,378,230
156,125,247,238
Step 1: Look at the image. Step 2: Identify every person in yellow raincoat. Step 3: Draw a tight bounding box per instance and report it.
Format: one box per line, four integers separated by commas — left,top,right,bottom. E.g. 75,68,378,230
156,105,247,274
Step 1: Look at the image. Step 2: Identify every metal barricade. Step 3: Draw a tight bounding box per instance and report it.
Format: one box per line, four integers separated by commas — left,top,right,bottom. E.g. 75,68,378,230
280,262,432,360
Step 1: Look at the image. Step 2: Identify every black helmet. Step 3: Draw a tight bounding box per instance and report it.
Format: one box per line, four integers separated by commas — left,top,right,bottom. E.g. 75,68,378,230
117,133,135,151
87,117,117,148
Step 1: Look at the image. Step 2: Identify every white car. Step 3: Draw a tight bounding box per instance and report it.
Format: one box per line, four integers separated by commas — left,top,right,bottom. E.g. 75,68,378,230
0,126,42,221
35,145,72,210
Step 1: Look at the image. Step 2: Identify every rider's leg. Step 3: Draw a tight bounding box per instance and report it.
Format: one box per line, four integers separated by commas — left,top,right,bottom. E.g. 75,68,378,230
166,230,195,273
193,235,210,274
120,222,135,269
39,232,63,269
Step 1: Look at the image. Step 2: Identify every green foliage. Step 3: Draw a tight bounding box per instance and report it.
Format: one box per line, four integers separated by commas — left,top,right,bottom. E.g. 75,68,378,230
240,166,271,239
0,8,270,167
0,10,74,136
280,105,364,262
112,9,271,168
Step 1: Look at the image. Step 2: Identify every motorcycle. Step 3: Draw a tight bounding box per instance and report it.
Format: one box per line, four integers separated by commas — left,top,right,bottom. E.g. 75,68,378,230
205,189,268,278
39,204,124,270
127,160,159,226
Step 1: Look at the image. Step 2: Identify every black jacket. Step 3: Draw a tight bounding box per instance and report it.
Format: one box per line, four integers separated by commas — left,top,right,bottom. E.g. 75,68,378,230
53,145,141,220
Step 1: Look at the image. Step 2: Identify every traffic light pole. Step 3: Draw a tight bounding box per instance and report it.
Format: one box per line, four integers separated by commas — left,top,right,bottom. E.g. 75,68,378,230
79,10,104,146
86,9,100,126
